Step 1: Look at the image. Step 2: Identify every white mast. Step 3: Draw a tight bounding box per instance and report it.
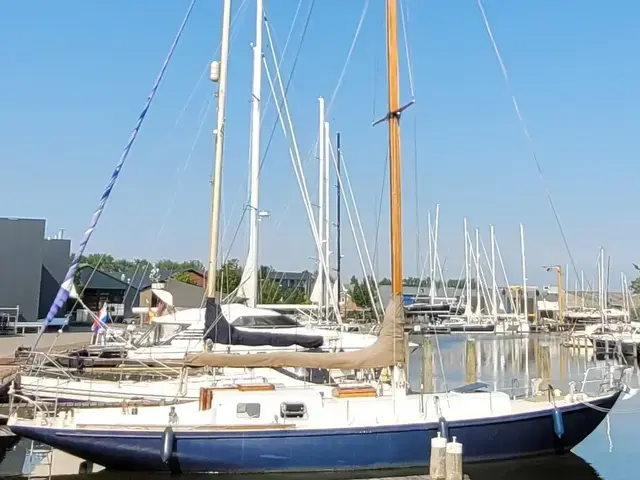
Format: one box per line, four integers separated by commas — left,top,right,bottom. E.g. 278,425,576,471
621,271,627,321
580,269,585,308
206,0,232,299
432,204,440,299
565,263,569,305
474,228,481,315
490,224,497,322
323,120,331,318
520,223,528,326
599,246,606,328
427,212,433,303
463,217,471,319
238,0,264,307
317,97,326,317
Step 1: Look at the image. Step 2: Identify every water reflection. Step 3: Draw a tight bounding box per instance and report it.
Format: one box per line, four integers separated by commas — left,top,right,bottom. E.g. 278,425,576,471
411,333,639,395
50,454,602,480
3,334,634,479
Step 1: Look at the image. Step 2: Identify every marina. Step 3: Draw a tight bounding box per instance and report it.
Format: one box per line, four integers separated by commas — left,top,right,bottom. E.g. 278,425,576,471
0,332,637,478
1,0,639,479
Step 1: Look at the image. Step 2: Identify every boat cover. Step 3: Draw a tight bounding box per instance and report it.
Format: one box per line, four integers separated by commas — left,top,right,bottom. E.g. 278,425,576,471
203,298,324,349
186,295,405,369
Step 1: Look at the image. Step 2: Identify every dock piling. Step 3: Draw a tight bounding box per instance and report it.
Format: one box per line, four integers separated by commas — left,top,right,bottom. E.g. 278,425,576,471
465,339,477,385
445,436,463,480
539,345,551,387
430,432,447,479
422,337,433,394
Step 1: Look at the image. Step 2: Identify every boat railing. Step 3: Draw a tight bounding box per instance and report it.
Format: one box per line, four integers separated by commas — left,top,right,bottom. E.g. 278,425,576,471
578,365,631,393
490,366,629,400
19,349,184,382
19,350,76,381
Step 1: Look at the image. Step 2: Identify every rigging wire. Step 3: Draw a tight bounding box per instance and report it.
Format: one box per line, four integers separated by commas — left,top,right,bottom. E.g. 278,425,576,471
53,0,251,332
261,21,344,323
174,0,250,130
413,113,421,278
257,0,375,302
326,0,370,115
399,0,416,99
33,0,197,353
258,0,316,175
372,151,388,279
331,147,385,317
372,43,380,123
476,0,580,281
245,1,316,300
259,0,304,126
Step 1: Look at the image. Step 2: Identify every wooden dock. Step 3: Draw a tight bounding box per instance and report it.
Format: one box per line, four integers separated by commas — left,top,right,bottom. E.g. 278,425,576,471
377,476,470,480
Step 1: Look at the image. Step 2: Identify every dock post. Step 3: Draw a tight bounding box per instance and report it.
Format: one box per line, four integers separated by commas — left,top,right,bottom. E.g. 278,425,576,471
539,345,551,388
422,337,434,393
445,436,463,480
404,333,411,381
430,432,447,479
465,339,477,384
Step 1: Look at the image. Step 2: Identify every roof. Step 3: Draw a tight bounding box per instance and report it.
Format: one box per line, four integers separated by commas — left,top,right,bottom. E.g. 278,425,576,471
76,265,130,290
140,277,205,308
121,266,172,291
125,267,206,291
183,268,206,277
266,271,314,282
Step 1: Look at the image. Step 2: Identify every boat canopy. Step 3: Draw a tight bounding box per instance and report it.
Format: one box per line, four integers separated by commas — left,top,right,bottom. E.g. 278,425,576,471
186,295,406,369
202,297,323,349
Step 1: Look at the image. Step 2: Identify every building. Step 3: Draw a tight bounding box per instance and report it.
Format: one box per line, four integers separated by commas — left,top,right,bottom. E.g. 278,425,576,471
138,277,205,310
0,218,70,322
266,270,315,297
177,269,207,288
74,265,132,320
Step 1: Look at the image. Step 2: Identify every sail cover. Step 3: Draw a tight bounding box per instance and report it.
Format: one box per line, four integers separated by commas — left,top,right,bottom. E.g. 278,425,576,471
203,298,324,349
186,295,405,369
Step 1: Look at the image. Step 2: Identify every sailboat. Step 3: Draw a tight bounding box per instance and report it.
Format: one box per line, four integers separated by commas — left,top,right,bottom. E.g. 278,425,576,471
15,0,378,405
9,0,626,474
441,219,495,333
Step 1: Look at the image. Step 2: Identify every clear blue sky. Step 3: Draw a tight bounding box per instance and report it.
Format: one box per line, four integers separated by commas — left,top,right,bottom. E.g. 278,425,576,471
1,0,638,288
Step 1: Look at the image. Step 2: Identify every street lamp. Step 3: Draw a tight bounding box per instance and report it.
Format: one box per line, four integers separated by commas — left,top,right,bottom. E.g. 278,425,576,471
542,265,564,324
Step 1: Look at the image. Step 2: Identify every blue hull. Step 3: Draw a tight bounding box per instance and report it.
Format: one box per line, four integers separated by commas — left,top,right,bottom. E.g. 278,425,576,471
10,390,620,473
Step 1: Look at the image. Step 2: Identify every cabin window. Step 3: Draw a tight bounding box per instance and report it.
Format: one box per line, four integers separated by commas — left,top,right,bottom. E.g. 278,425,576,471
280,402,307,419
236,402,261,419
233,315,301,328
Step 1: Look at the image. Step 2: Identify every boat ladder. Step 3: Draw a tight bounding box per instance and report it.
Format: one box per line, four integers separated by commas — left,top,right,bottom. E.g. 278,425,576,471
25,439,54,480
24,387,60,480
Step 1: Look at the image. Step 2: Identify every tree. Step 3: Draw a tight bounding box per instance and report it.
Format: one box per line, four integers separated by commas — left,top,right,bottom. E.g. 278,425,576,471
171,271,199,286
378,277,391,285
281,287,309,304
348,276,379,310
260,279,282,304
81,253,118,273
216,258,242,294
631,276,640,294
447,278,465,289
259,265,271,280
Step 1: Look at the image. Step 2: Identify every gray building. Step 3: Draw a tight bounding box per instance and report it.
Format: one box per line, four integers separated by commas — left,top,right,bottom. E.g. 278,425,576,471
0,218,71,322
139,278,205,310
266,270,315,297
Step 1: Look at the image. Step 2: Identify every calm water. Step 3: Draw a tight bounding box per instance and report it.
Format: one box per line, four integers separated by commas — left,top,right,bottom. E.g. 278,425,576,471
3,333,640,479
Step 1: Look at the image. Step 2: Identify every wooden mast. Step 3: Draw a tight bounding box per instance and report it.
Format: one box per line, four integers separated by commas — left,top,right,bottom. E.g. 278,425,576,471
206,0,231,299
386,0,403,302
